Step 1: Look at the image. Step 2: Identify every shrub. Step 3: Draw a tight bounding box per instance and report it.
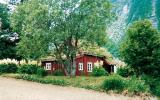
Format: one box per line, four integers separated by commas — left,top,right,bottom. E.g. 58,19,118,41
52,69,64,76
18,64,38,74
127,76,149,94
7,63,18,73
117,67,135,77
36,68,47,76
92,66,108,77
152,85,160,96
141,75,160,96
0,63,18,73
102,75,125,92
0,64,9,73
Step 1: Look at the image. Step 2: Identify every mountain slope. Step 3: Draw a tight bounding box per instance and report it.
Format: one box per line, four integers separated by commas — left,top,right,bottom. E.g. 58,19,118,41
107,0,160,57
109,0,160,42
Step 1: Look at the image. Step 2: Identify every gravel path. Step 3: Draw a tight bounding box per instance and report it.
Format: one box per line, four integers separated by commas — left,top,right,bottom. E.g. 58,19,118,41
0,77,157,100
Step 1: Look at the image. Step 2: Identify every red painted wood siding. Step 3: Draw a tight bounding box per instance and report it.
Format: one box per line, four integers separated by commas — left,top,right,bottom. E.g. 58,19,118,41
41,55,110,76
75,55,102,76
41,61,63,74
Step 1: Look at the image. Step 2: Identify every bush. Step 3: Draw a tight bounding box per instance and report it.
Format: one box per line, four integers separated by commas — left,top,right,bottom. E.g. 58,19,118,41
52,69,64,76
152,85,160,96
141,75,160,96
92,66,108,77
127,76,149,94
0,63,18,73
117,67,135,77
102,75,125,92
18,64,38,74
7,63,18,73
36,68,47,76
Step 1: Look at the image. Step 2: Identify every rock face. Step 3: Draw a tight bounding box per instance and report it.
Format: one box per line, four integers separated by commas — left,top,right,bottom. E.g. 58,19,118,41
108,0,130,43
108,0,160,42
107,0,160,57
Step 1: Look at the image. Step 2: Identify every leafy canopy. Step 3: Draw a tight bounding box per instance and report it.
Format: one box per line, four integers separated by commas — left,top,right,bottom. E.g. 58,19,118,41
11,0,50,60
120,20,160,76
12,0,111,60
11,0,112,74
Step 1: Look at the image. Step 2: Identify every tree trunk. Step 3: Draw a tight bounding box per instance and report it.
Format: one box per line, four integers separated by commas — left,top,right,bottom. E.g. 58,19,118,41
70,54,76,77
25,59,29,64
54,43,69,75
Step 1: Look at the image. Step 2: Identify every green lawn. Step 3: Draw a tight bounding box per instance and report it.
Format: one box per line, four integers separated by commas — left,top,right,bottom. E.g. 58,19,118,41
1,73,106,91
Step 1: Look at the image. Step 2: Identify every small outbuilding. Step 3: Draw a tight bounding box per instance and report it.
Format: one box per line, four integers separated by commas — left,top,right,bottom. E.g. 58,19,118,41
41,53,116,76
75,53,114,76
41,57,65,75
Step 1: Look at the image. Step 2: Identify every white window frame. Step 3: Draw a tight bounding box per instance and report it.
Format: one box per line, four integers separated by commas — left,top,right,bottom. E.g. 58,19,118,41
78,63,83,71
45,63,51,70
87,62,93,72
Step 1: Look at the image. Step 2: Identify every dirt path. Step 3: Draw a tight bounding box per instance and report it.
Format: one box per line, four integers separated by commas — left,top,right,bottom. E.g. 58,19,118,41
0,77,157,100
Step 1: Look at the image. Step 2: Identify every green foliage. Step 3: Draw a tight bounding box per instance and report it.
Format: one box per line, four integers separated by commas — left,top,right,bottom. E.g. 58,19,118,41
120,20,160,76
0,63,18,73
92,66,108,77
102,75,125,92
0,4,20,60
0,4,9,30
105,37,121,58
126,76,149,94
1,73,154,96
152,85,160,96
45,79,68,86
36,68,47,77
7,63,18,73
18,64,38,74
17,74,69,86
141,75,160,96
117,67,135,77
11,0,112,75
52,69,65,76
102,75,150,94
11,0,50,60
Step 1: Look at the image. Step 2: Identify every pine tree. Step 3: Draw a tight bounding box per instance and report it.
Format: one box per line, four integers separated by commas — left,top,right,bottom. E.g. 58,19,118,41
0,3,19,60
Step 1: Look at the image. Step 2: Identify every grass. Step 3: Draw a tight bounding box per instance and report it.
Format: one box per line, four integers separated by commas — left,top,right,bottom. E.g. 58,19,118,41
1,73,105,91
0,73,154,98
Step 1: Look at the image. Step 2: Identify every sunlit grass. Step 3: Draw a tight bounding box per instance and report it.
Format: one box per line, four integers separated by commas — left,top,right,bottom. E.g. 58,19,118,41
2,73,106,91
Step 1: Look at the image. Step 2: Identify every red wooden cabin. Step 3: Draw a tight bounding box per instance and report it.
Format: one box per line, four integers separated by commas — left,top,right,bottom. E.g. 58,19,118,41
41,53,114,76
41,59,64,75
75,53,113,76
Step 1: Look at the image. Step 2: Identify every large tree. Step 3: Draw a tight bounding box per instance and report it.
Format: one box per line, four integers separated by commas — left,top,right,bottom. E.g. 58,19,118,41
11,0,50,61
120,20,160,76
0,3,19,60
12,0,112,75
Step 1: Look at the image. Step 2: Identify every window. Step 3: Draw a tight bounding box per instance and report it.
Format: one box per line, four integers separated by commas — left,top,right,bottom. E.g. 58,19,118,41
45,63,51,70
78,63,83,71
87,62,93,72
